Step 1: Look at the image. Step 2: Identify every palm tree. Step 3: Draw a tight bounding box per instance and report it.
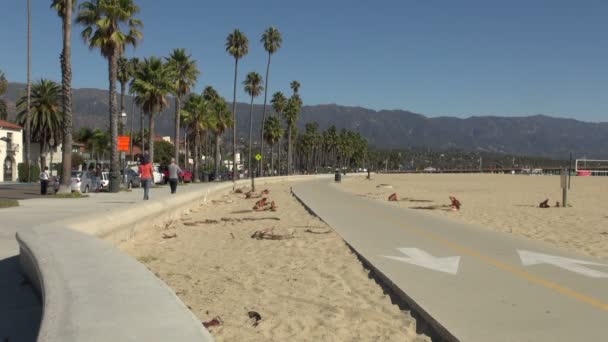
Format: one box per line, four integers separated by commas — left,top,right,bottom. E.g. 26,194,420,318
206,95,233,180
182,93,208,182
130,57,173,164
0,71,7,120
166,48,199,164
259,27,282,174
263,115,283,175
290,81,301,95
128,57,143,157
91,128,111,165
77,0,143,192
283,94,302,175
270,92,286,174
51,0,76,193
117,55,132,134
243,71,263,176
76,127,94,156
16,79,63,169
225,29,248,180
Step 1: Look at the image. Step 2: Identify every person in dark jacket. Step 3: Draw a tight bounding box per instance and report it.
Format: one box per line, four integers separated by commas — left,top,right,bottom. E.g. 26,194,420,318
167,158,182,194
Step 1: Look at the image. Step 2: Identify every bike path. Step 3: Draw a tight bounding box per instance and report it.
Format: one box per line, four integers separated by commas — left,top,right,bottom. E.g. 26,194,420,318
292,180,608,342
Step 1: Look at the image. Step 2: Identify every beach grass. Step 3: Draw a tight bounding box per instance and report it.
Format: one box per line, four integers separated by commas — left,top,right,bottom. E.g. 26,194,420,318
49,192,89,199
0,199,19,208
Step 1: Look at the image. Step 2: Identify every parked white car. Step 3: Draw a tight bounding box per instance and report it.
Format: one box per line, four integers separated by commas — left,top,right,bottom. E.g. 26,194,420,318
100,172,110,189
153,164,163,184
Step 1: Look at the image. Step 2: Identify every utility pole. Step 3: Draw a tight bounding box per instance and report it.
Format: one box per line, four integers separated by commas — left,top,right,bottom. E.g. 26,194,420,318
25,0,32,182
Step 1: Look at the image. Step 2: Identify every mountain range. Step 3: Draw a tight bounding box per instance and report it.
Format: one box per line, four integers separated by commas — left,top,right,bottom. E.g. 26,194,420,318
4,82,608,159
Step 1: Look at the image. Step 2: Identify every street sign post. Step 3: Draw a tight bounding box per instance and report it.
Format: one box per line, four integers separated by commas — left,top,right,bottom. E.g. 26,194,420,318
252,154,262,192
118,136,130,152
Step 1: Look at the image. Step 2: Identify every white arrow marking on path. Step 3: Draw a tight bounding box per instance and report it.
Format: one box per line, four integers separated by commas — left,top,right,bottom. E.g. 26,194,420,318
518,250,608,278
382,248,461,275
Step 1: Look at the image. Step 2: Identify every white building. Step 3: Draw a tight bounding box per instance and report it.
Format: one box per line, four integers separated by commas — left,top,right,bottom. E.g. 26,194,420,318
0,120,24,182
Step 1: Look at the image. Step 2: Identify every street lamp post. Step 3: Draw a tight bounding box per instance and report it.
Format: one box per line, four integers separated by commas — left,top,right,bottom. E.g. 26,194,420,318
49,137,55,177
120,112,127,185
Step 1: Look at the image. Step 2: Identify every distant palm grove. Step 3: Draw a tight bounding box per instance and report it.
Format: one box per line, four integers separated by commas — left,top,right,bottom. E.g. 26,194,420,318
0,0,370,191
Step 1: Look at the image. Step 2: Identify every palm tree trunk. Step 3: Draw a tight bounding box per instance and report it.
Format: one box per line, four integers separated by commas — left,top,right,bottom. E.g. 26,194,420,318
40,138,47,170
248,95,254,178
25,0,32,182
231,58,238,181
59,0,73,194
184,130,188,169
108,49,120,192
140,106,145,156
130,99,135,161
270,144,274,175
215,133,221,181
277,137,282,176
287,125,292,175
193,126,200,182
259,52,271,176
174,96,180,164
148,112,155,164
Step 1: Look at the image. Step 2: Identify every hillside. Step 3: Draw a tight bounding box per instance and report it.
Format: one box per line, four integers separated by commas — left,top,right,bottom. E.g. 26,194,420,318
5,82,608,159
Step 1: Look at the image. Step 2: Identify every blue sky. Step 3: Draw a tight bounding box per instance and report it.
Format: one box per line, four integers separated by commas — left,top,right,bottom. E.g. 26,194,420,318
1,0,607,121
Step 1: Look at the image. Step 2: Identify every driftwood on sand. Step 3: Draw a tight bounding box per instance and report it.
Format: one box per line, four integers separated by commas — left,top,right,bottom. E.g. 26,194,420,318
304,229,332,234
162,233,177,239
251,228,293,240
221,217,280,223
183,219,220,226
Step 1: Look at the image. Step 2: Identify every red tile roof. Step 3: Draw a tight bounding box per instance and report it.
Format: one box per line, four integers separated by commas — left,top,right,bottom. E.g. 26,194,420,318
0,120,22,131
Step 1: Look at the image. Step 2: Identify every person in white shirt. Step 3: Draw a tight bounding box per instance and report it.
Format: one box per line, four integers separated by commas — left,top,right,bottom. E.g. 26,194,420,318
39,166,50,195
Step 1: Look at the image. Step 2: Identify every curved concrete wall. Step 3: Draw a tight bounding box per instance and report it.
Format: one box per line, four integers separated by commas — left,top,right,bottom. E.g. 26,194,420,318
17,225,214,342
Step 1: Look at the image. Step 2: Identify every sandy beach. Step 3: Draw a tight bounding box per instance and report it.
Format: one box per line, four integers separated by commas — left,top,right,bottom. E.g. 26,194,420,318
341,173,608,260
119,181,430,342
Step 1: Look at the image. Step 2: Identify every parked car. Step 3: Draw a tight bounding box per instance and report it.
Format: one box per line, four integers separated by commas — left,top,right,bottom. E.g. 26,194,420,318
152,164,163,184
99,172,110,190
180,169,193,183
162,167,193,183
125,168,141,188
71,170,98,193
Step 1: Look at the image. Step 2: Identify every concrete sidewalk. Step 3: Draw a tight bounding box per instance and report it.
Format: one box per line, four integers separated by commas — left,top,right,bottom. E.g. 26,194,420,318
0,183,213,341
293,179,608,342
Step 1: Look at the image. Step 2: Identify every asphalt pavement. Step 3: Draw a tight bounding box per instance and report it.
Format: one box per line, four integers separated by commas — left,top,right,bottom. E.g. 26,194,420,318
293,179,608,342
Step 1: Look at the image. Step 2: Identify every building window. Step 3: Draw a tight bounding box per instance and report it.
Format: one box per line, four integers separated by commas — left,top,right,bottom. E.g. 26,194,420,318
6,132,12,150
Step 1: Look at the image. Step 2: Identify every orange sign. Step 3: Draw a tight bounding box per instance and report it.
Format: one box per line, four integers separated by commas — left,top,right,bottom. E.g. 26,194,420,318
118,136,130,152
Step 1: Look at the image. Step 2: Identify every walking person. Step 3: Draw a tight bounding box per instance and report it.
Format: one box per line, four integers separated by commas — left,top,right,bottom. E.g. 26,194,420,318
39,166,50,195
138,154,153,200
168,158,182,194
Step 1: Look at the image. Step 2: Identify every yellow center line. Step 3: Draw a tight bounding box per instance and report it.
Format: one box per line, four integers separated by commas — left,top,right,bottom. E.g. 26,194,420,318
347,191,608,312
